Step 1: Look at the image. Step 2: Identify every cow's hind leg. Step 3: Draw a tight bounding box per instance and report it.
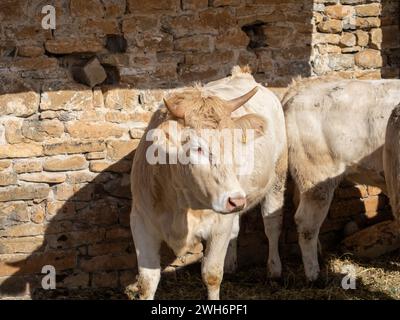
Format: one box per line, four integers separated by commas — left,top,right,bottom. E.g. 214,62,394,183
224,213,239,274
295,179,339,281
129,213,161,300
202,215,234,300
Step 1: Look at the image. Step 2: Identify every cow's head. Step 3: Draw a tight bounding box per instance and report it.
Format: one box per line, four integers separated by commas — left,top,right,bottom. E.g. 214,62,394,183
147,86,266,214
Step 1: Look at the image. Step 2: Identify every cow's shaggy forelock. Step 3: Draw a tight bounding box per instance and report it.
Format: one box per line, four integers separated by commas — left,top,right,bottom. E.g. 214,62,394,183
165,87,235,129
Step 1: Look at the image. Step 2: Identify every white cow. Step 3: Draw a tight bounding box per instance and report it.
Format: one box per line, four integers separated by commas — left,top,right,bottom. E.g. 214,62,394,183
129,67,287,299
283,78,400,281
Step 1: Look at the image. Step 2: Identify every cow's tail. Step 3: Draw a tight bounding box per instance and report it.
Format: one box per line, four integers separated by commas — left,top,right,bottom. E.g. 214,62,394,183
231,65,253,78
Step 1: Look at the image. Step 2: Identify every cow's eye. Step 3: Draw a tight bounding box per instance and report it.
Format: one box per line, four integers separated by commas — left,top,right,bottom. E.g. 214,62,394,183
197,147,203,154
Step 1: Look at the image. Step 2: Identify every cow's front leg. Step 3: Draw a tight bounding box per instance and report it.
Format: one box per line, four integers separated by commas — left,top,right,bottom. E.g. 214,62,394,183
202,215,234,300
130,213,161,300
224,213,239,274
261,189,284,279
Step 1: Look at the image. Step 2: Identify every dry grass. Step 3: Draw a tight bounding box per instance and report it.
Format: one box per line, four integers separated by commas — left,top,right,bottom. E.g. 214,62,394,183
155,250,400,300
34,249,400,300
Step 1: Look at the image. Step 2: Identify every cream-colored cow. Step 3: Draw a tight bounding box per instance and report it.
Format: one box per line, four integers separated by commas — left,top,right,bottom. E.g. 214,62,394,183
129,67,287,299
283,78,400,281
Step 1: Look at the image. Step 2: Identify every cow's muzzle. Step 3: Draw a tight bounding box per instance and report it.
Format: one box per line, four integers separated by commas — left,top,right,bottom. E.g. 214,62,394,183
212,191,247,214
226,196,247,212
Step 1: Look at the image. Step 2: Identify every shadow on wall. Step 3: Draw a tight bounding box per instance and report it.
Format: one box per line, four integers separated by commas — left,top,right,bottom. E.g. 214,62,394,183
0,151,138,298
381,0,400,78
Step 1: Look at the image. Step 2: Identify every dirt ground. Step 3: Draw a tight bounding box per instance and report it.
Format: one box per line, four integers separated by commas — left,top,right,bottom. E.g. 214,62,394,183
36,249,400,300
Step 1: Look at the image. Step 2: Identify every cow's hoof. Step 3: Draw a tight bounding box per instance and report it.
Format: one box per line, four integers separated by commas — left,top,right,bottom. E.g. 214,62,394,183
268,270,282,284
307,277,326,289
305,271,320,284
268,270,282,280
267,262,282,279
125,283,140,300
268,276,284,287
305,265,320,283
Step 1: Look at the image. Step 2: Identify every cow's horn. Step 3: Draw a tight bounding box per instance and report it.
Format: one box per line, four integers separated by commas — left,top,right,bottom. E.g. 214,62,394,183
164,98,185,118
225,87,259,113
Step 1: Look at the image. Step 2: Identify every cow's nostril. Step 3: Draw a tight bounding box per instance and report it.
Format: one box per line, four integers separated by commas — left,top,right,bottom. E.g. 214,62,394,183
227,197,246,212
228,197,237,208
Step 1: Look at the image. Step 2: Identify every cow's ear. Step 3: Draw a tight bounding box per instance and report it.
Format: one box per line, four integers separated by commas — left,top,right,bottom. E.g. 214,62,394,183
233,114,267,137
164,97,185,119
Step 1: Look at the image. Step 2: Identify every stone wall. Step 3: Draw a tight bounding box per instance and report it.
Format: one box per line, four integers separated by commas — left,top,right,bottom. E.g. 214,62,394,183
311,0,400,79
0,0,398,299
